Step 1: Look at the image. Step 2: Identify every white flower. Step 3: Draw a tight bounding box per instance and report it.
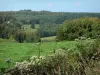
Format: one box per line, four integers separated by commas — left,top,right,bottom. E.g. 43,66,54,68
30,56,37,60
75,39,79,41
39,56,45,59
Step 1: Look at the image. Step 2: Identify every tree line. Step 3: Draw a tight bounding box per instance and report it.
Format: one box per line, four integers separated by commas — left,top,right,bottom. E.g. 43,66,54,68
0,12,41,43
1,10,100,42
13,10,100,37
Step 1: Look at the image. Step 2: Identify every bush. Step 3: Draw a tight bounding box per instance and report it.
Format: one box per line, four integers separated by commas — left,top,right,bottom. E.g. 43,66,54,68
57,17,100,41
15,30,26,43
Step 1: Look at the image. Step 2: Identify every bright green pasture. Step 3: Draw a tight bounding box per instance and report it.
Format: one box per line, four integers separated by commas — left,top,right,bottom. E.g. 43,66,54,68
0,41,76,68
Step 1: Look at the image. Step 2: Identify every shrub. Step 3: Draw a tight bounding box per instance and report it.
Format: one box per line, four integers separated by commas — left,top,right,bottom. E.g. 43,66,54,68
57,17,100,41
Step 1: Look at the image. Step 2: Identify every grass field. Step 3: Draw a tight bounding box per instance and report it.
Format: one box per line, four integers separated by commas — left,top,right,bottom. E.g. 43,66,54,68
0,41,76,68
41,36,56,41
21,24,39,32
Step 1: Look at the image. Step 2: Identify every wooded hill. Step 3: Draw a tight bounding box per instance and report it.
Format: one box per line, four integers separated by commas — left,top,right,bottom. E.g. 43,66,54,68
0,10,100,42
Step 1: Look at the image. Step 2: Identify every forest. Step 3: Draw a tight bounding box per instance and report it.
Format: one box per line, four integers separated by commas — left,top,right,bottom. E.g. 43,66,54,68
1,10,100,42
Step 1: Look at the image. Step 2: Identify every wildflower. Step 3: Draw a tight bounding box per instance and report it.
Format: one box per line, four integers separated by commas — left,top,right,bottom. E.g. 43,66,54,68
30,56,37,60
39,56,45,59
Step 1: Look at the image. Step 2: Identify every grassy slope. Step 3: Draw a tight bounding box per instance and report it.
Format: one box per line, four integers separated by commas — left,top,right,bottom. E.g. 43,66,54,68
41,36,56,41
0,41,76,68
21,24,39,32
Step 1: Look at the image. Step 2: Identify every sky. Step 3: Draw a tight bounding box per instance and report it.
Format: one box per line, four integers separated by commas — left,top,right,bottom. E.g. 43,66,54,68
0,0,100,12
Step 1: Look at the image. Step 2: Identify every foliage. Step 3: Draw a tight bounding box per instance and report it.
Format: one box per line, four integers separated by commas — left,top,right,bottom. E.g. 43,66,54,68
31,21,35,29
15,30,41,43
38,23,59,37
1,11,100,38
13,10,100,25
0,13,22,39
76,39,100,63
57,17,100,40
15,30,26,43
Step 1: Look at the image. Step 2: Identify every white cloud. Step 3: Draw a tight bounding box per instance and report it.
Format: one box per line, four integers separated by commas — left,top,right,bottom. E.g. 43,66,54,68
74,2,81,6
48,3,53,7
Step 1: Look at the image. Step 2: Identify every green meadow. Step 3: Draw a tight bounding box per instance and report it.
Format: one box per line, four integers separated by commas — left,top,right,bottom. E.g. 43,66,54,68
0,40,76,68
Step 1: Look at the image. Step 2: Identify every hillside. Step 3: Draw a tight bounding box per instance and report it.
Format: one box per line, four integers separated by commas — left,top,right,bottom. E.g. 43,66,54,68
1,11,100,38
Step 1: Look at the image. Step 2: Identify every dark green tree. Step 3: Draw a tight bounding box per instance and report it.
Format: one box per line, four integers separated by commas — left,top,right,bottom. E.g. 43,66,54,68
15,30,26,43
57,17,100,40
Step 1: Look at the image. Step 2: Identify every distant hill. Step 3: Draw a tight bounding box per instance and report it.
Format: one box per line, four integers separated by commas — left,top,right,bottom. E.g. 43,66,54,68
10,10,100,24
1,10,100,38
